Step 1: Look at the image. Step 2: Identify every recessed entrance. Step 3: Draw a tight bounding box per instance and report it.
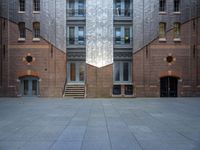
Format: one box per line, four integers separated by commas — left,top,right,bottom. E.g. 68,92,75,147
160,76,178,97
20,76,39,96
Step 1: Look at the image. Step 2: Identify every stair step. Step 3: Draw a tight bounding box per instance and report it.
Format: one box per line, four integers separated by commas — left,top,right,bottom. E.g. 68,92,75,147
63,84,85,98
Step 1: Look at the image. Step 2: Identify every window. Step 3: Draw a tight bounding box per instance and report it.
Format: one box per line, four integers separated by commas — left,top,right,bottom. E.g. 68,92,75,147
33,22,40,38
68,26,85,45
33,0,40,12
125,85,133,95
174,0,180,12
113,85,121,95
159,22,166,39
68,0,85,17
159,0,166,12
19,0,25,12
18,22,26,38
68,62,85,83
115,0,131,17
114,61,132,83
174,22,180,39
115,26,132,44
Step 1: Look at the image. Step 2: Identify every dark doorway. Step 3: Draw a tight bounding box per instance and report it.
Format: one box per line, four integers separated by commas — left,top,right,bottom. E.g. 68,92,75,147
160,77,178,97
20,76,39,96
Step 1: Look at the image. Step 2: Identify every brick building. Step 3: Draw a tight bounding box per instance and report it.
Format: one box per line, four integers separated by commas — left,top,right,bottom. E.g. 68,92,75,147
0,0,200,98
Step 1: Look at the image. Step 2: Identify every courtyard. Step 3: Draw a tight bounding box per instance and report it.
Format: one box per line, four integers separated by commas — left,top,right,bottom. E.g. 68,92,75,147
0,97,200,150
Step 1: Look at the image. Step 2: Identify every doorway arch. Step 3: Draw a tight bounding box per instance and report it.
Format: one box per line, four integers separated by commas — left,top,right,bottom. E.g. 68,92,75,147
19,76,39,97
160,76,178,97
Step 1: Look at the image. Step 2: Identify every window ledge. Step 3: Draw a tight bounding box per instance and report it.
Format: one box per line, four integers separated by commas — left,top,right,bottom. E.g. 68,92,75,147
159,12,167,15
32,38,40,42
173,38,181,42
33,11,40,14
18,38,25,42
159,38,167,42
18,11,25,14
173,12,181,15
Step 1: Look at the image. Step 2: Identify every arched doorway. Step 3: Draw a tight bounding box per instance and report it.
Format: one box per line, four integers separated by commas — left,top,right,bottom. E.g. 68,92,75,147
160,76,178,97
19,76,39,96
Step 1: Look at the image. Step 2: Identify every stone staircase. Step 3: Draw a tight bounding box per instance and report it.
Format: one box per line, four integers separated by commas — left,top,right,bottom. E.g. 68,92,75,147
63,84,85,98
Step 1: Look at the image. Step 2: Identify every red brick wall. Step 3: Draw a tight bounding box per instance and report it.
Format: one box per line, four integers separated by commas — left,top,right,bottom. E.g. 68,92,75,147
0,18,66,97
86,64,113,98
133,18,200,97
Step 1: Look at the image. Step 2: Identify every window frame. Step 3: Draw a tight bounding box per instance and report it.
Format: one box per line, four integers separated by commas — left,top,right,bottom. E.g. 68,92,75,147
113,61,132,84
67,26,85,45
114,26,132,45
19,0,25,12
173,22,181,41
67,0,85,17
33,0,40,12
33,22,40,40
159,22,166,40
18,22,26,40
174,0,180,12
159,0,166,12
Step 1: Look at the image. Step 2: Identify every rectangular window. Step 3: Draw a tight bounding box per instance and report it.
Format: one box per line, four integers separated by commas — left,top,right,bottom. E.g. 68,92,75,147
19,0,25,12
174,0,180,12
115,0,131,17
18,22,26,38
68,0,85,17
124,0,130,16
159,0,166,12
125,85,133,95
114,61,131,83
174,22,180,39
115,26,131,45
78,0,85,16
33,22,40,38
68,26,85,45
33,0,40,12
69,0,75,16
159,22,166,38
113,85,121,95
79,63,85,81
70,63,76,81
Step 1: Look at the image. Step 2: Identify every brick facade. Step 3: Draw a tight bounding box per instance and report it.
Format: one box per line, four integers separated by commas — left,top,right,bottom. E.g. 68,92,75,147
0,18,66,97
133,18,200,97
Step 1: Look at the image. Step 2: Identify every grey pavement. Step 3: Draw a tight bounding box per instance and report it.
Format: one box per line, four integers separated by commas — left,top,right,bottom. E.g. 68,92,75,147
0,97,200,150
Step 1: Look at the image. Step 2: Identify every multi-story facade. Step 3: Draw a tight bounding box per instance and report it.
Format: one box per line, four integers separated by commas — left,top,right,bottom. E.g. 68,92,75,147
0,0,200,97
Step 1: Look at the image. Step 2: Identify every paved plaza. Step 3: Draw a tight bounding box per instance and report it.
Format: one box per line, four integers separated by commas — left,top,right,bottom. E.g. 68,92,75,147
0,98,200,150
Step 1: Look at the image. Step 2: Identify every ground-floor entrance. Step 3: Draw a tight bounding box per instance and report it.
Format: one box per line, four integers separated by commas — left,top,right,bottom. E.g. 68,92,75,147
20,76,39,96
160,76,178,97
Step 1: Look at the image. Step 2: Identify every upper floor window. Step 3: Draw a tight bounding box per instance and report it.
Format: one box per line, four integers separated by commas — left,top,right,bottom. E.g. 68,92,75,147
174,0,180,12
115,0,131,17
115,26,132,45
33,0,40,12
159,0,166,12
19,0,25,12
174,22,181,39
68,0,85,17
18,22,26,39
114,61,132,83
159,22,166,39
33,22,40,39
68,26,85,45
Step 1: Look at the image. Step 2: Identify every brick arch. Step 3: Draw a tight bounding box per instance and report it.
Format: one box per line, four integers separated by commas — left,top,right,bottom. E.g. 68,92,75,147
159,71,181,79
17,70,40,78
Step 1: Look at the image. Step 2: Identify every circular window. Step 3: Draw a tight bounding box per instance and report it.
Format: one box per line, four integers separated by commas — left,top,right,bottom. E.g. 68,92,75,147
166,56,173,63
26,56,33,63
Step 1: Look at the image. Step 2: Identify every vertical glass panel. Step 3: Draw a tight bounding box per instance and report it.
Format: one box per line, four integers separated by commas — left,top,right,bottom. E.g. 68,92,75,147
114,62,120,81
115,0,121,16
79,63,85,81
69,27,75,44
174,23,180,38
78,0,84,16
124,28,130,44
33,22,40,38
70,63,76,81
125,85,133,95
69,0,75,16
32,80,37,96
113,85,121,95
123,62,129,81
115,28,121,44
19,0,25,11
19,22,26,38
159,0,165,12
159,22,166,38
125,0,130,16
23,80,29,95
78,27,84,45
34,0,40,11
174,0,180,12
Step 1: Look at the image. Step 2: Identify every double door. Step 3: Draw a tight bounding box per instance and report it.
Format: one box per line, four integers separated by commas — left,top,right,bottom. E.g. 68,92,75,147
160,77,178,97
20,77,39,96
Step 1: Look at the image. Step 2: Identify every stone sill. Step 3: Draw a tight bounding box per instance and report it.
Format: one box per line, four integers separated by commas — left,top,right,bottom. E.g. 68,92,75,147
159,12,167,15
18,11,25,14
173,38,181,42
32,38,40,42
18,38,25,42
33,11,40,14
159,38,167,42
173,12,181,15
